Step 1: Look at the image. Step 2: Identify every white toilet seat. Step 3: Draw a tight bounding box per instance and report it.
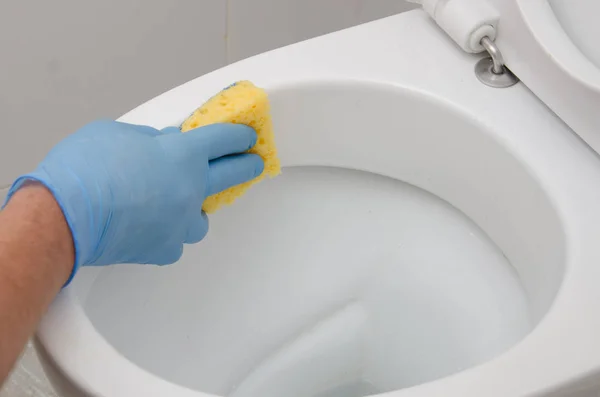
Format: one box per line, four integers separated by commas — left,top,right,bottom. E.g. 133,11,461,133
36,10,600,397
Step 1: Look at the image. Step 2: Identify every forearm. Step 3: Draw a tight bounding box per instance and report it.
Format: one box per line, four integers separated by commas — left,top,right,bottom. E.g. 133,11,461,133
0,183,73,383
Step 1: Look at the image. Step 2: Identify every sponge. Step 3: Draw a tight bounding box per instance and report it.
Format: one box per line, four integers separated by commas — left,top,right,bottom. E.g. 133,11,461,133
180,81,281,213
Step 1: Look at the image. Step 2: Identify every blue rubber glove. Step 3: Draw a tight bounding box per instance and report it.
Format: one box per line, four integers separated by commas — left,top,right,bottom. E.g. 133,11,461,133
4,120,264,285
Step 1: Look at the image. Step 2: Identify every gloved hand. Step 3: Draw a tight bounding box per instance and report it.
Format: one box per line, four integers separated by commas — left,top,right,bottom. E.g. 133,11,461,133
4,120,263,284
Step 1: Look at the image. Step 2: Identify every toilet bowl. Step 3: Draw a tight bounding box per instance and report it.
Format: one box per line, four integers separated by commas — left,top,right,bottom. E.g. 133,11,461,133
34,2,600,397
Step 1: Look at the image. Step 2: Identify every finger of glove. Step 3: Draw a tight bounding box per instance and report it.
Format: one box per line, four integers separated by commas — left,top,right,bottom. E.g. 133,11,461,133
150,243,184,265
185,209,209,244
207,153,264,196
125,123,163,137
182,123,257,160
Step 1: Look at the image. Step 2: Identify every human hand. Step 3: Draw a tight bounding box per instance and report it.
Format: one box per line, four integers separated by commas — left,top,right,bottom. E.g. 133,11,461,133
5,120,263,284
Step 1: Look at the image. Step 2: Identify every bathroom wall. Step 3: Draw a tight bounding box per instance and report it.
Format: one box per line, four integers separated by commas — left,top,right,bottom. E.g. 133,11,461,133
0,1,415,396
0,0,416,192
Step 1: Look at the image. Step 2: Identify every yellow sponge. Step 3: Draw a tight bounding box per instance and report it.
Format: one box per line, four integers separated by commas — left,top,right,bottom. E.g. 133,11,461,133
180,81,281,213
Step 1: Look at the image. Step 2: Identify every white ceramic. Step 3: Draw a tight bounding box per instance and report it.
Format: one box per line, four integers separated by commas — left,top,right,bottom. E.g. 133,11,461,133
486,0,600,153
35,8,600,397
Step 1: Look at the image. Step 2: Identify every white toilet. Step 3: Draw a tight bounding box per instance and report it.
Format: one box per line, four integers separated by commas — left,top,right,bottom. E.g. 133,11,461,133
34,1,600,396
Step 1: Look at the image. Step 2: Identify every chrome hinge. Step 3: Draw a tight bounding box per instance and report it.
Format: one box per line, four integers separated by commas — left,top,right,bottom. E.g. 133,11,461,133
407,0,519,88
475,36,519,88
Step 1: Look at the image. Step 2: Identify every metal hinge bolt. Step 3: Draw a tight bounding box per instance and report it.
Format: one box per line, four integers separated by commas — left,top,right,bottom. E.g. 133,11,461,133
474,36,519,88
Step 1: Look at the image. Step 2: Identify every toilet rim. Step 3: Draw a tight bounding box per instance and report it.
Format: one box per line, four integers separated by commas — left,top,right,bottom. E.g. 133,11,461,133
38,78,600,397
38,12,600,396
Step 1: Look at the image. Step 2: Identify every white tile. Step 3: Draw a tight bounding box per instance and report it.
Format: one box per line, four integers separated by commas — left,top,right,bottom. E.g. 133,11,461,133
227,0,417,63
354,0,418,22
0,0,228,187
227,0,355,63
0,342,56,397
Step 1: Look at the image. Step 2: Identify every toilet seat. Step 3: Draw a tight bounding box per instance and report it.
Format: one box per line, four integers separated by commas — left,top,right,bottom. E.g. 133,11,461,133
36,8,600,397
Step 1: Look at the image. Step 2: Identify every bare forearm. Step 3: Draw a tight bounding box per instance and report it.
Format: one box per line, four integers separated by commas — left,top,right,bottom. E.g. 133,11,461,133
0,183,73,383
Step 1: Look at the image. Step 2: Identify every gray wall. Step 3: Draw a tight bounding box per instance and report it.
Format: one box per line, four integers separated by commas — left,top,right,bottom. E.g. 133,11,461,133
0,0,415,189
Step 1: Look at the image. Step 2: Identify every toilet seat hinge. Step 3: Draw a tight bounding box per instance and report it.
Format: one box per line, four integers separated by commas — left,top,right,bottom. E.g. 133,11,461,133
474,36,519,88
407,0,520,88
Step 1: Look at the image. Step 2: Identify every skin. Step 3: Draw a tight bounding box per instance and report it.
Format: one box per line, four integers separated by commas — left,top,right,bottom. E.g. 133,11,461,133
0,182,73,384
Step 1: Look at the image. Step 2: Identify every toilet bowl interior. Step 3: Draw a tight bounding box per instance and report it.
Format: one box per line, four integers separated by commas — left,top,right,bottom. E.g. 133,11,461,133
72,81,565,397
